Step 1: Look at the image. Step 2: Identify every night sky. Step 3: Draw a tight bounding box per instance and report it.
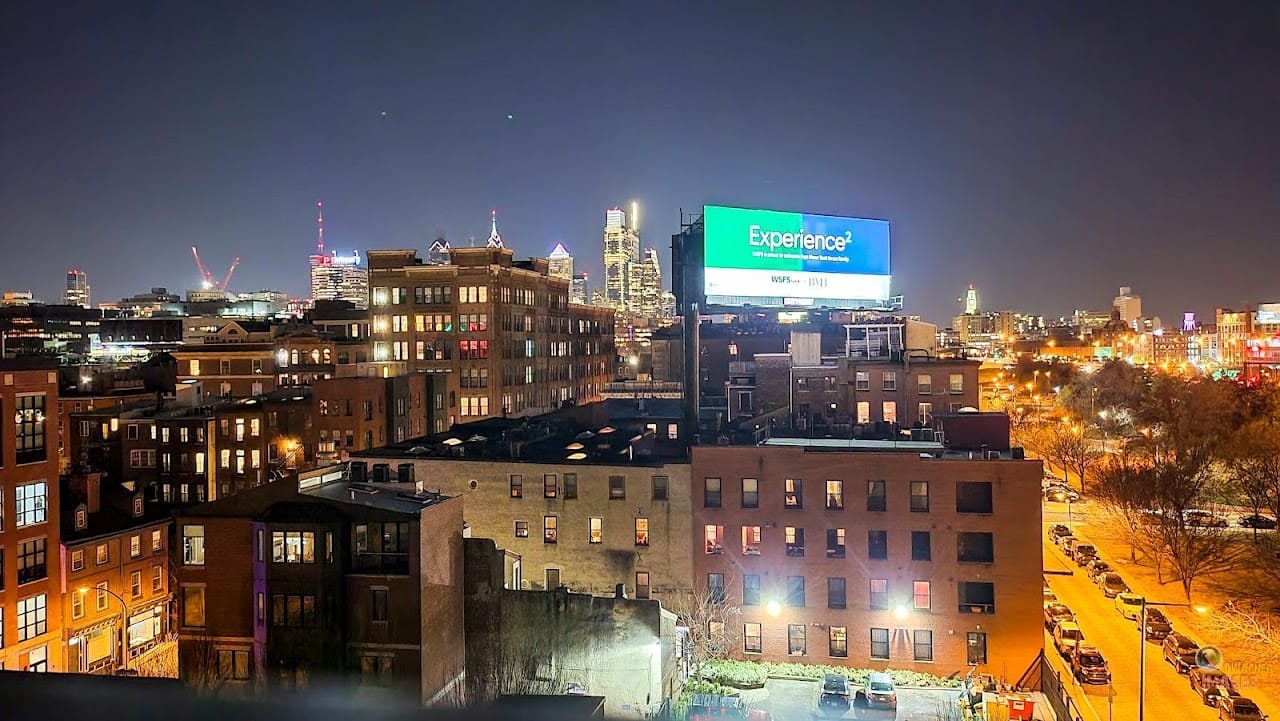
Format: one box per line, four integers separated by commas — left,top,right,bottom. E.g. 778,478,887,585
2,1,1277,324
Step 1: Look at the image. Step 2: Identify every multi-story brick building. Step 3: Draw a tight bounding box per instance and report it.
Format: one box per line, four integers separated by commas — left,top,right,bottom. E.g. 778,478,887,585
691,416,1041,678
0,358,63,671
173,465,464,705
354,411,692,601
60,472,173,675
727,324,980,438
366,246,615,425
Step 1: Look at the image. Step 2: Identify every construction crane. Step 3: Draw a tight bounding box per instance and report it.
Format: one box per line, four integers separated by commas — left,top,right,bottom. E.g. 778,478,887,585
190,246,241,292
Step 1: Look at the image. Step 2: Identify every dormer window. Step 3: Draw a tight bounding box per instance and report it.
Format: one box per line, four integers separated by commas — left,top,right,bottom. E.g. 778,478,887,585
133,495,144,518
75,504,88,531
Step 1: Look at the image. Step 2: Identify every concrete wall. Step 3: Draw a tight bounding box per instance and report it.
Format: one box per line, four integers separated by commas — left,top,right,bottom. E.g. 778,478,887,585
465,584,678,719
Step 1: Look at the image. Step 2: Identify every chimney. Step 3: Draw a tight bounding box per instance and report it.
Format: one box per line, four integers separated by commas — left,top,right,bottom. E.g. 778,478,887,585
615,583,627,600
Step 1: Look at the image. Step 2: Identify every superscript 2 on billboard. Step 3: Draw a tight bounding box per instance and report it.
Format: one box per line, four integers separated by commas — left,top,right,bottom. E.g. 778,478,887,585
702,205,892,307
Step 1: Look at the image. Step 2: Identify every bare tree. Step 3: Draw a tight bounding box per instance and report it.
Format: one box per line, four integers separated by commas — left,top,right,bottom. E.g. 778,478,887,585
1044,425,1103,493
1201,604,1280,652
180,632,224,693
670,579,743,681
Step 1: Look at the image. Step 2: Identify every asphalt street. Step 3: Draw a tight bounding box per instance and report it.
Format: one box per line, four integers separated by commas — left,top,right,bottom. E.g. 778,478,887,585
1043,500,1222,721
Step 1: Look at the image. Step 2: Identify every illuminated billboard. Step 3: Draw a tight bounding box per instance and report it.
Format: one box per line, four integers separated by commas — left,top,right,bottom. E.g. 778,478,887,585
702,205,891,308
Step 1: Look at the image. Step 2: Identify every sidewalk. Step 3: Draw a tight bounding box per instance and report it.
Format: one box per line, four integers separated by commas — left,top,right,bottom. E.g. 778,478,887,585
1076,514,1280,715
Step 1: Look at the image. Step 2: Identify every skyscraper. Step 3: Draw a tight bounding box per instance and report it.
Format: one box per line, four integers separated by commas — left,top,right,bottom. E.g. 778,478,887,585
307,202,369,308
1114,286,1142,331
636,247,664,318
603,204,640,311
426,237,452,265
547,242,573,281
65,269,90,308
964,284,979,315
570,273,588,305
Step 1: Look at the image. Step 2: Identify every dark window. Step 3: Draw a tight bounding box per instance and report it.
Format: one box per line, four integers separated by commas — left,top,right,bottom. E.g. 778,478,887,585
786,575,805,607
741,478,758,508
868,530,888,560
956,482,994,513
708,573,725,604
564,473,578,499
957,532,995,563
967,632,988,665
910,481,930,512
913,630,934,661
829,626,848,658
867,480,886,511
509,474,523,498
270,594,317,628
870,628,890,660
827,577,846,609
911,531,931,561
743,575,761,606
371,589,388,622
17,538,46,584
352,522,410,573
785,527,805,557
870,579,888,610
744,623,762,653
788,624,807,656
826,528,846,558
959,581,997,614
652,475,668,500
543,474,557,499
609,475,626,499
785,478,803,508
704,477,722,508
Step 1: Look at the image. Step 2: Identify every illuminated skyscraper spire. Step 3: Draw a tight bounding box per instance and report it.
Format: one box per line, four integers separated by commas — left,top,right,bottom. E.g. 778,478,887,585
964,284,979,315
316,201,325,254
486,209,504,249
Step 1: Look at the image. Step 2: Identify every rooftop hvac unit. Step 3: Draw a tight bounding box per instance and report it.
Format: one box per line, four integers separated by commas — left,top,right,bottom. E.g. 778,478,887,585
348,461,368,484
986,450,1001,460
371,463,391,483
397,463,415,484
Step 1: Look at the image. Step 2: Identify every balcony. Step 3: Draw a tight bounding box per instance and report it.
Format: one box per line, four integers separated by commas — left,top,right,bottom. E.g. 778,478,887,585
351,551,409,574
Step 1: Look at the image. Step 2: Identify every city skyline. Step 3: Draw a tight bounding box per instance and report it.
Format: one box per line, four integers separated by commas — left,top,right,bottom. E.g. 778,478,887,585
3,2,1279,324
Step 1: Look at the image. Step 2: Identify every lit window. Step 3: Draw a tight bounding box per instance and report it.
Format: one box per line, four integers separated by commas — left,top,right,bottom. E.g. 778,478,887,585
543,516,558,543
183,525,206,566
588,517,603,544
634,518,649,546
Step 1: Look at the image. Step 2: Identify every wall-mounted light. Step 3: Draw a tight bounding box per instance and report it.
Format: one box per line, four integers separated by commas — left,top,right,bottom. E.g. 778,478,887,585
893,604,909,621
766,601,782,617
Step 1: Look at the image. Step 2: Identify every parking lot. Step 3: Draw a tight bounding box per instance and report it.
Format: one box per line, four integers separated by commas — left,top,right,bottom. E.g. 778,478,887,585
743,678,967,721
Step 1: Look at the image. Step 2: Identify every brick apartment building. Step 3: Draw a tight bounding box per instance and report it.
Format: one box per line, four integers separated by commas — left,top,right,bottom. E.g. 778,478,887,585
173,465,464,705
60,472,174,675
691,416,1042,678
0,358,63,671
366,246,616,424
69,373,440,506
726,323,980,437
354,410,692,601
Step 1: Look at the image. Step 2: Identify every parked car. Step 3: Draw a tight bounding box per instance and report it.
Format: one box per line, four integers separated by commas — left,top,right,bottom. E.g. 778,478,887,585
1098,572,1129,598
1073,543,1099,565
1047,523,1072,541
863,672,898,711
1054,621,1085,656
1062,537,1081,555
815,674,852,716
1190,667,1240,707
1045,602,1075,630
688,695,771,721
1138,607,1173,641
1163,632,1201,674
1114,593,1144,620
1186,510,1229,528
1217,696,1266,721
1045,485,1081,503
1043,583,1058,606
1086,559,1113,580
1071,645,1112,685
1239,514,1278,530
1056,534,1076,553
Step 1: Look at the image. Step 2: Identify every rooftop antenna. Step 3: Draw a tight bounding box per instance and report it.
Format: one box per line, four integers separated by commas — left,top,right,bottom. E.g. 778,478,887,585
316,201,325,254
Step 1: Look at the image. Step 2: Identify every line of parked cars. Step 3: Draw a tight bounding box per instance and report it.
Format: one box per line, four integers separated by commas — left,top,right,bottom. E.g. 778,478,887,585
811,671,898,718
1044,523,1268,720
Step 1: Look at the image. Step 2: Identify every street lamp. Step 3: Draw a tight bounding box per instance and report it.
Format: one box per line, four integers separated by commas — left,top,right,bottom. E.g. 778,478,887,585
77,585,131,673
1138,600,1209,721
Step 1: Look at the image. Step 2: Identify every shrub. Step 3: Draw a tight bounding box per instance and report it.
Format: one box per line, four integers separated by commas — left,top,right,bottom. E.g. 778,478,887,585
701,659,962,689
